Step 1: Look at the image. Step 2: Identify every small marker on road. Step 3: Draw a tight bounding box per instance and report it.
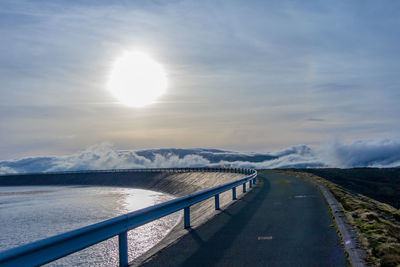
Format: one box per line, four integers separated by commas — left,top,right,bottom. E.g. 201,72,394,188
258,236,273,240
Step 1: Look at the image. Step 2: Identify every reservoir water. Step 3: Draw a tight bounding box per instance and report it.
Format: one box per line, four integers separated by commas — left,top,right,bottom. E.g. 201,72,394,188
0,186,181,266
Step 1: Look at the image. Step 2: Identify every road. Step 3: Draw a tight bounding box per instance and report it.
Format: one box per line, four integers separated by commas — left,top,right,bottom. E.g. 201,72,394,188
139,171,348,266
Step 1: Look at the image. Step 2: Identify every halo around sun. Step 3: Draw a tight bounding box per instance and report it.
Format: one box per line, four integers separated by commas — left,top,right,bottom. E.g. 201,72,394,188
107,51,167,107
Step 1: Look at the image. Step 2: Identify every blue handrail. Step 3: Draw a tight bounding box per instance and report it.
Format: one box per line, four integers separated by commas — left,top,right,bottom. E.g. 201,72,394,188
0,167,257,267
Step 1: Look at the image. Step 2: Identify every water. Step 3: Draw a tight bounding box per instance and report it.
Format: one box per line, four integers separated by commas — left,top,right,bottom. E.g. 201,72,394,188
0,186,181,266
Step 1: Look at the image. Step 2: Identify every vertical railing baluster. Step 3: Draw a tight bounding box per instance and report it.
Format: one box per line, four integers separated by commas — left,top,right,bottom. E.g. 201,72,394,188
118,232,128,267
243,182,246,193
215,194,220,210
249,179,253,188
232,187,237,200
184,207,190,228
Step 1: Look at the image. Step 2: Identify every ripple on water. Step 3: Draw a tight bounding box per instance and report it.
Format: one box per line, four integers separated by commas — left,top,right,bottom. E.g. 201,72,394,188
0,186,182,266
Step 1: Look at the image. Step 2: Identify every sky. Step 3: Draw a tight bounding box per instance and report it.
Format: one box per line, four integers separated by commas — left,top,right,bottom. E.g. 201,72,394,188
1,0,400,161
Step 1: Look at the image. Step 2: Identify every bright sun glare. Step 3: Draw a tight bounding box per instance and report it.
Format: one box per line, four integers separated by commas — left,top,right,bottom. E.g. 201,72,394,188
107,51,167,107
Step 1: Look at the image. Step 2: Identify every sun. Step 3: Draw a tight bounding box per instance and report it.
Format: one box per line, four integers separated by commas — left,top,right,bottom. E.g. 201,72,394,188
107,51,167,107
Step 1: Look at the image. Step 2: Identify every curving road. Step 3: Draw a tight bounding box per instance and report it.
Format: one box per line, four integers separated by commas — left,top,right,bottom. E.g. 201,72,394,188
140,171,348,266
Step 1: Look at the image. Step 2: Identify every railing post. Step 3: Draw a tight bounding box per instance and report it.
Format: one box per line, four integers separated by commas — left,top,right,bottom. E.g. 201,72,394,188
118,231,128,267
215,194,220,210
249,179,253,188
184,207,190,228
243,182,246,193
232,187,237,200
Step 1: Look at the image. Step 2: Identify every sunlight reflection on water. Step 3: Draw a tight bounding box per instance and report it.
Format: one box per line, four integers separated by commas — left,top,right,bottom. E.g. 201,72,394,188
0,186,181,266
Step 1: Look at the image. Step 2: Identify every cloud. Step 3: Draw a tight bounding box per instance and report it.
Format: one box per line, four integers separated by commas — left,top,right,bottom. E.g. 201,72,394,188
306,118,325,122
320,138,400,168
1,137,400,174
1,1,400,161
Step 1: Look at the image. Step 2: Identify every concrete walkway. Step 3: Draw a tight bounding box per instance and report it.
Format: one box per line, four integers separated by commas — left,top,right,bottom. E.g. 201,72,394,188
140,171,348,267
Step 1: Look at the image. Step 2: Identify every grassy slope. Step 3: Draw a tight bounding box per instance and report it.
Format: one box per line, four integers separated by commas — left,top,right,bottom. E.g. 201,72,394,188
299,168,400,209
282,170,400,267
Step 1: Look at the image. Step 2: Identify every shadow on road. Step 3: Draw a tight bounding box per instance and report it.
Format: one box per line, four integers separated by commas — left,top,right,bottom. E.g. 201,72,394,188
180,175,271,265
142,172,347,267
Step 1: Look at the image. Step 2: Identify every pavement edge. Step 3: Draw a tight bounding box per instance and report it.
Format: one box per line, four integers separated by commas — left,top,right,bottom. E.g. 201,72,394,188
291,173,369,267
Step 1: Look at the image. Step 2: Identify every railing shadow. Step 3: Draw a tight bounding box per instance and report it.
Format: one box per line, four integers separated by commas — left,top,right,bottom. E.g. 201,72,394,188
142,175,270,266
181,177,270,265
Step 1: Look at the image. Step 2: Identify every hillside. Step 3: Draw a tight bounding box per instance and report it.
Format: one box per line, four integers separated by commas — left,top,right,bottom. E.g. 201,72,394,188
294,168,400,209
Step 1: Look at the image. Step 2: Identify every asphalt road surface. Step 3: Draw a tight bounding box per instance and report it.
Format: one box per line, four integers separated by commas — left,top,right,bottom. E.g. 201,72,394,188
140,171,348,267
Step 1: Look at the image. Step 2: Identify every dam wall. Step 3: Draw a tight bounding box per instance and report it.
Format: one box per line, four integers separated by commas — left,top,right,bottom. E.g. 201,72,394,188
0,170,243,196
0,169,248,265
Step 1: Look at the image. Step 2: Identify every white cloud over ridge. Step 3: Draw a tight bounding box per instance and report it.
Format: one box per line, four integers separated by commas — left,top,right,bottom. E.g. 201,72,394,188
1,137,400,174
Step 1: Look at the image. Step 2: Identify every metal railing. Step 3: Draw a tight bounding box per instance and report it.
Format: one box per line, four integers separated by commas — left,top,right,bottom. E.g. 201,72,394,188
0,167,257,267
0,167,254,177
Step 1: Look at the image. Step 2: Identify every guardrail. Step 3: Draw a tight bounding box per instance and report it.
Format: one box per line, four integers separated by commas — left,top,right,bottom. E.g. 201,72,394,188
0,167,257,267
0,167,254,176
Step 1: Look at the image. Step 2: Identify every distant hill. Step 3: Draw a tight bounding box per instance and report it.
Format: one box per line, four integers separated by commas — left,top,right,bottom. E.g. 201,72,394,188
0,145,318,174
1,138,400,174
297,168,400,208
135,148,278,163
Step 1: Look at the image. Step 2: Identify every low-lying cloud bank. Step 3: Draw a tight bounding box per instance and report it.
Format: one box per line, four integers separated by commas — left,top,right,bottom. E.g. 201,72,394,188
1,137,400,174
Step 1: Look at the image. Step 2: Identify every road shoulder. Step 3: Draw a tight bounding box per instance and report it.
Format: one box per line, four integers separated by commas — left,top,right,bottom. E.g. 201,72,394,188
279,170,369,267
